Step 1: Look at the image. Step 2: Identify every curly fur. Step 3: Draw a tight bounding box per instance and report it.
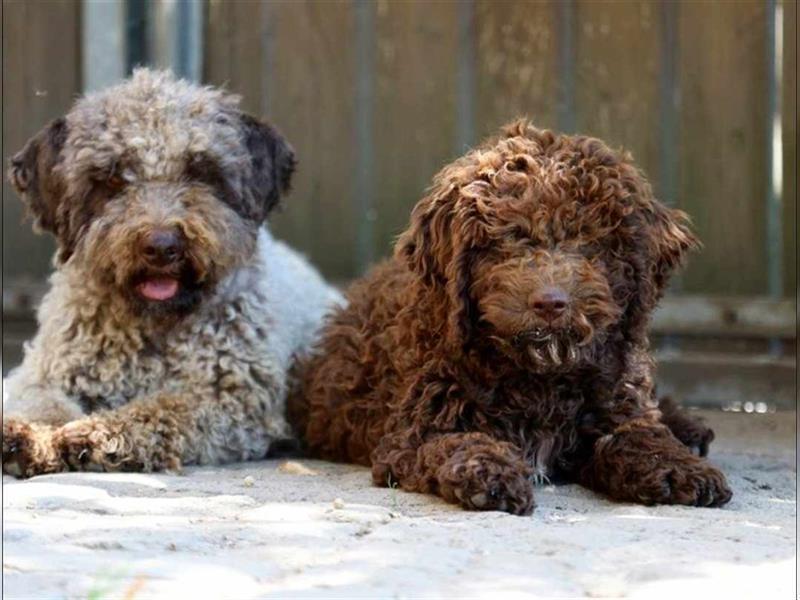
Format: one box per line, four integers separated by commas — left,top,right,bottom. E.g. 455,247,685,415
3,69,342,477
290,120,731,515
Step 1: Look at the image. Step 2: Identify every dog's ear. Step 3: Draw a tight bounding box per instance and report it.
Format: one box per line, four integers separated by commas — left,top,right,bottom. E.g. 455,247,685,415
8,118,68,236
396,185,487,348
609,156,699,296
395,186,456,287
644,201,700,292
442,240,480,351
238,113,296,222
622,198,700,341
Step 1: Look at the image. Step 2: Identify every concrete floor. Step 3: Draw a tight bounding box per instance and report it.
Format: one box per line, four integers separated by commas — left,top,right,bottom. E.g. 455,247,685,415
2,410,796,599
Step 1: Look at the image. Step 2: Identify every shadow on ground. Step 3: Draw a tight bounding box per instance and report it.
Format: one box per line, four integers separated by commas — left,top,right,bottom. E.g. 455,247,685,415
2,411,796,599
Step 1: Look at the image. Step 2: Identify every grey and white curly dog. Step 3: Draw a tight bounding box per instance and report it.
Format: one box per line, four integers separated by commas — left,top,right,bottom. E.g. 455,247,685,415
3,69,342,477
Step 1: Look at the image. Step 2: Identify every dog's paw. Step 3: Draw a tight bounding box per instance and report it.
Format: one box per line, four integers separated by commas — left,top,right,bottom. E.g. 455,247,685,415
54,420,132,472
453,476,535,515
441,458,535,515
593,423,732,508
653,460,732,507
2,419,33,477
2,419,63,478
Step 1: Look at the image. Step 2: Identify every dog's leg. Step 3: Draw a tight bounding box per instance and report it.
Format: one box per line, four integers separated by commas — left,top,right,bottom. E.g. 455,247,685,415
658,396,715,457
2,390,284,477
2,375,89,477
371,431,535,515
4,369,86,426
2,420,65,477
579,418,732,507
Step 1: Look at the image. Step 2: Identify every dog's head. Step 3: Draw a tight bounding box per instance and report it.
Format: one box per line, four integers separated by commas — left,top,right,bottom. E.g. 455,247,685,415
8,69,295,320
396,120,699,373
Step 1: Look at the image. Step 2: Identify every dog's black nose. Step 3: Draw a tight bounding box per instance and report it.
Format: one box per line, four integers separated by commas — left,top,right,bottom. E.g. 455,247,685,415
141,228,184,265
532,288,568,321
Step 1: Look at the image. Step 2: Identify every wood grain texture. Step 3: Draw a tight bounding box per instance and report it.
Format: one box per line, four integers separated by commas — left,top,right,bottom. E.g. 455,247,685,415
574,1,661,189
3,1,789,296
205,0,359,280
2,0,81,281
678,0,769,295
473,0,559,139
266,1,359,281
371,0,460,268
204,0,265,114
781,0,796,294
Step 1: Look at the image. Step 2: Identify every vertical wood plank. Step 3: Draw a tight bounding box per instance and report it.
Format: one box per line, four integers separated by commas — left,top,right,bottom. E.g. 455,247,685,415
2,0,81,282
204,0,359,280
456,0,477,152
574,1,661,192
355,0,376,272
371,0,460,263
556,0,576,133
781,0,797,295
203,0,264,113
260,0,359,280
678,0,769,295
203,0,233,88
474,0,559,139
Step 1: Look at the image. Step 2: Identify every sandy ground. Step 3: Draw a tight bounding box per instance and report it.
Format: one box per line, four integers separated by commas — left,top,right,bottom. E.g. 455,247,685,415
2,410,796,599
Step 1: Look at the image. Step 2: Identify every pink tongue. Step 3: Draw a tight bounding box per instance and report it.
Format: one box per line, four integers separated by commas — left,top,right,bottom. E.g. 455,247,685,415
138,277,179,301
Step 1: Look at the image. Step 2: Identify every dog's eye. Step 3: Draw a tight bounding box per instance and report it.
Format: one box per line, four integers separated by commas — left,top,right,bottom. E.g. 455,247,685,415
90,170,127,198
476,170,493,183
106,174,125,190
505,156,529,172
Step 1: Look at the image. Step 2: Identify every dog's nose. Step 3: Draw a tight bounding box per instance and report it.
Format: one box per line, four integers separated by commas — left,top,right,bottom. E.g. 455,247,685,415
141,228,184,265
532,288,569,321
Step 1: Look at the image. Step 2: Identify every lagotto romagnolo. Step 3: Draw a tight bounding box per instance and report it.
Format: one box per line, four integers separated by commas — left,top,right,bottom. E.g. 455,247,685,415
3,69,342,477
290,121,731,514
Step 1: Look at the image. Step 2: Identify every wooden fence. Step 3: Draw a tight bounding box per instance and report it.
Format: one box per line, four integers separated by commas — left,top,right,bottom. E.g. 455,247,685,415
2,0,796,407
4,0,796,290
204,0,797,295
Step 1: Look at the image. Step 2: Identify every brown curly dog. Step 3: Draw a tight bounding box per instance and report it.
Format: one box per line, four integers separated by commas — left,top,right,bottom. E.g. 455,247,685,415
289,120,731,515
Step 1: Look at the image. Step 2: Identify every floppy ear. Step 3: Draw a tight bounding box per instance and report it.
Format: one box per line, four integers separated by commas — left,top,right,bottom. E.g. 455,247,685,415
8,117,68,236
608,155,699,298
395,185,487,348
621,198,700,342
238,113,296,221
643,201,700,293
395,186,456,287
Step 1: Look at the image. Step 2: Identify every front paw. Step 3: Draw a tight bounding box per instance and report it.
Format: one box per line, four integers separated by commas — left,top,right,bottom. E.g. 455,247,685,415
54,420,132,472
655,460,732,507
2,419,64,478
453,476,535,515
593,424,732,507
440,457,535,515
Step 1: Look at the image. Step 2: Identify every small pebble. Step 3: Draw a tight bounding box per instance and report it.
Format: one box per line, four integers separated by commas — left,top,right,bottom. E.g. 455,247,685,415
278,461,319,476
243,475,255,487
332,498,345,509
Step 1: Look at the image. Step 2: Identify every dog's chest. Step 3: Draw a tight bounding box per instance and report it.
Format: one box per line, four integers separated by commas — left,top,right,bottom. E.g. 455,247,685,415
488,376,589,479
62,310,280,412
65,343,170,411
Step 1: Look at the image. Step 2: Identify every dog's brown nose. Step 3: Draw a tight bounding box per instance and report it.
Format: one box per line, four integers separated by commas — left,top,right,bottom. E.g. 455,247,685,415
141,228,184,265
532,288,568,321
